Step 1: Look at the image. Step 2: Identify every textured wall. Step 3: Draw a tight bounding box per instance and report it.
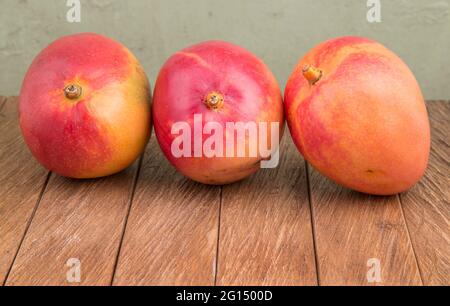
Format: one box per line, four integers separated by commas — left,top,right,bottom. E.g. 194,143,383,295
1,0,449,98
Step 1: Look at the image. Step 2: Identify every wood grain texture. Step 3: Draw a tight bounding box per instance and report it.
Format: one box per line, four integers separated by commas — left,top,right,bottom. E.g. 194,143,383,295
309,174,423,284
401,101,450,286
216,135,317,286
1,95,448,286
113,138,221,286
0,97,49,285
5,158,140,286
0,96,6,111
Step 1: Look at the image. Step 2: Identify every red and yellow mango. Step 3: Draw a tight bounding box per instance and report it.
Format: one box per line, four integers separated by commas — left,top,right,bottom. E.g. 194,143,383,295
285,36,430,195
153,41,284,184
19,33,151,178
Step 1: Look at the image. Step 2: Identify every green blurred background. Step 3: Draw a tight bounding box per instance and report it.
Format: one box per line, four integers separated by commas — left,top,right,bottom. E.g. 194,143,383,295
1,0,449,99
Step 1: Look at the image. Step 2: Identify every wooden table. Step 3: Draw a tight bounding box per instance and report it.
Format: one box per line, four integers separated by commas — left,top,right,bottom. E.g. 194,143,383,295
0,96,448,286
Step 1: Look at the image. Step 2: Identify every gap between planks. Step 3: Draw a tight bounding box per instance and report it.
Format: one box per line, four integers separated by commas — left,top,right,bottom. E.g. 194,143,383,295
215,134,317,286
109,154,145,285
305,162,321,286
111,136,221,286
213,186,223,286
3,94,145,285
0,96,7,114
398,193,425,284
2,172,52,286
399,101,450,285
0,96,51,286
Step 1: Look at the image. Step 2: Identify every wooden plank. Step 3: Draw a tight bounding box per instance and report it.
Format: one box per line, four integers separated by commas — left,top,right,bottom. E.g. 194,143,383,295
217,135,318,286
0,97,50,285
5,150,141,284
113,138,221,286
400,101,450,286
0,96,7,111
309,171,424,284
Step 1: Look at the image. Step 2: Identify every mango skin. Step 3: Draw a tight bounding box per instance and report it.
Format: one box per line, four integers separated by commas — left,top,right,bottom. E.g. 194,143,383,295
19,33,151,179
153,41,284,185
285,36,431,195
